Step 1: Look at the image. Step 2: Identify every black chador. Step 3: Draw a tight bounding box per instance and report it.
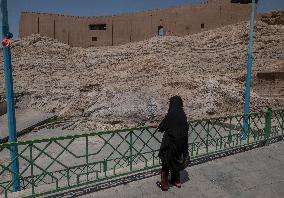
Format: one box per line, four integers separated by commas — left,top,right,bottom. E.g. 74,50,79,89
157,96,189,191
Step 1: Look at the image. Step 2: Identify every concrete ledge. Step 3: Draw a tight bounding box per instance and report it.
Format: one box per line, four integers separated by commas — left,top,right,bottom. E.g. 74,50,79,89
0,109,55,144
257,72,284,81
0,101,7,116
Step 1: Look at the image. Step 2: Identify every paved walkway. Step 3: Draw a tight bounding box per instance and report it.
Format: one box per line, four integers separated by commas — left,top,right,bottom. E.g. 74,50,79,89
79,141,284,198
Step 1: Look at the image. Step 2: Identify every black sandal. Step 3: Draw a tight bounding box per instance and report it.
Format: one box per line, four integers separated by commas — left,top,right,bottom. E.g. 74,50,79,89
156,181,168,191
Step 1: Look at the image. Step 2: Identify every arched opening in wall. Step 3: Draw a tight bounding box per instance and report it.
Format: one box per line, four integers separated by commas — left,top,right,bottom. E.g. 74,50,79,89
186,26,190,32
158,26,165,36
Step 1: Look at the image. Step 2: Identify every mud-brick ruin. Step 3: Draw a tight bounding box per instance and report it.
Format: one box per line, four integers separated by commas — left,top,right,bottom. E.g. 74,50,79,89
19,0,254,48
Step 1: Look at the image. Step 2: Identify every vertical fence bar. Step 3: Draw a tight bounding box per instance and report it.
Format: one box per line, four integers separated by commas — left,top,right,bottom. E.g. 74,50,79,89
0,0,20,192
152,151,155,166
129,131,133,172
103,159,107,178
247,115,250,144
264,108,272,145
86,136,89,182
281,110,284,135
206,122,209,154
30,144,35,195
228,118,232,145
67,169,70,187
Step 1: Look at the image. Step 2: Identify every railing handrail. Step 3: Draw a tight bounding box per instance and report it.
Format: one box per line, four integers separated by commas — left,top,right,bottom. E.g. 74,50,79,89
2,108,282,147
0,126,155,146
0,107,283,197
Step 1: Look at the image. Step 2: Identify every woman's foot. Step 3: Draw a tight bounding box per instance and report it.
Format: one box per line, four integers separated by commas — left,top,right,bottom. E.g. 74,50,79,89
174,182,182,188
170,173,181,188
157,169,169,191
156,181,168,191
170,180,181,188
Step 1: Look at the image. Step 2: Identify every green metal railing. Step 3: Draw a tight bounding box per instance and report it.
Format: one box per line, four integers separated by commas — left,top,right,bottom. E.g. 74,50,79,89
0,108,283,197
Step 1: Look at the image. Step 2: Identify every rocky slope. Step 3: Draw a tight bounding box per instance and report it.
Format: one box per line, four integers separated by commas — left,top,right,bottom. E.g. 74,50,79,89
0,20,283,131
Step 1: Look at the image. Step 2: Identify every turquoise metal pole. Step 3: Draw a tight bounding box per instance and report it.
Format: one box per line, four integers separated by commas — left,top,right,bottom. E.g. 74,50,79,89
0,0,20,191
241,0,256,140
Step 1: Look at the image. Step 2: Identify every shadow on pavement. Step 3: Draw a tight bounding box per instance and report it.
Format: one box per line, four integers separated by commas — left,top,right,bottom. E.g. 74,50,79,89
180,169,190,184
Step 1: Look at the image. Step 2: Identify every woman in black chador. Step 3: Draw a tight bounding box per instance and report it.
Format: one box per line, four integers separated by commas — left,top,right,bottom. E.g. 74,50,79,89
157,96,189,191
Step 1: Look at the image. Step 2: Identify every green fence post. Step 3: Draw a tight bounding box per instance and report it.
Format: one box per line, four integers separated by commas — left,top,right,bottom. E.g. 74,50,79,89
264,108,272,145
247,115,251,144
129,131,133,172
67,169,70,187
152,151,155,166
103,159,107,177
206,122,209,154
228,118,232,145
30,144,35,195
86,136,89,181
281,110,284,135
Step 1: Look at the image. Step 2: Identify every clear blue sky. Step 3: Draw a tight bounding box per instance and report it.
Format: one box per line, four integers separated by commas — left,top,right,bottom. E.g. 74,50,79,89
4,0,284,38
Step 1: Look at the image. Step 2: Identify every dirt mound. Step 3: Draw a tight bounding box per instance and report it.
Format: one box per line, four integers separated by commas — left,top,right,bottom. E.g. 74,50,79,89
0,20,283,131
